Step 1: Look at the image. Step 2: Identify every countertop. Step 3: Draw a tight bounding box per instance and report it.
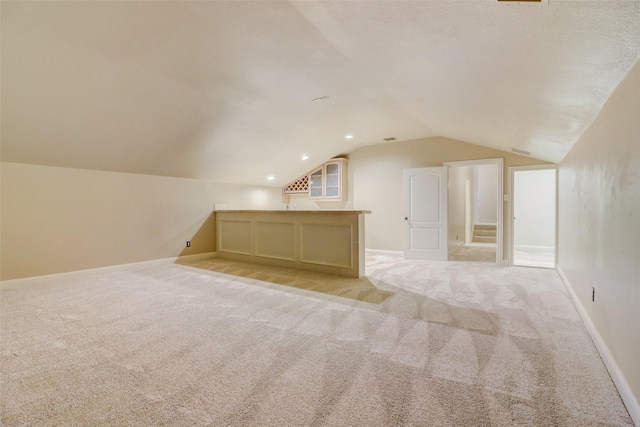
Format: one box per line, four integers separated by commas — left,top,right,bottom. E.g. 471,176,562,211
213,210,371,214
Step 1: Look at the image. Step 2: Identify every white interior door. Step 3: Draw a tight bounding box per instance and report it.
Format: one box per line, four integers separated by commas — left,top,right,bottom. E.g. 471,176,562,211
403,167,448,260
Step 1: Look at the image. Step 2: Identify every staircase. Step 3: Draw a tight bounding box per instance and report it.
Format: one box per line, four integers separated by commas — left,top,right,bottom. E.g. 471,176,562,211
472,224,497,244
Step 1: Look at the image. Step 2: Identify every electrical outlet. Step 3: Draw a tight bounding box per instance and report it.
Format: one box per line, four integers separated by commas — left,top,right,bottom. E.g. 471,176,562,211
186,241,191,248
592,287,595,302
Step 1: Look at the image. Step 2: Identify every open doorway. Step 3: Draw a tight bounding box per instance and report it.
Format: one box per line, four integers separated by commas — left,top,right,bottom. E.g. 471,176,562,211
509,166,556,268
445,159,503,264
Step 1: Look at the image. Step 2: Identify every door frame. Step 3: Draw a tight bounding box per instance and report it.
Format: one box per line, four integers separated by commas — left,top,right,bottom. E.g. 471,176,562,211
444,158,504,265
507,164,558,267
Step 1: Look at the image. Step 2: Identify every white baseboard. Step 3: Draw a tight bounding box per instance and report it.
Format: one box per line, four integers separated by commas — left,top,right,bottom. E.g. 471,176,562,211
1,252,218,287
365,248,403,256
514,244,555,250
366,249,510,269
465,242,497,248
557,265,640,426
177,252,217,262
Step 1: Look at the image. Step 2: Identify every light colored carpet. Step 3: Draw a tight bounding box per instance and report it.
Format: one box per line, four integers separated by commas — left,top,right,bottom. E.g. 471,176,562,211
1,252,632,426
449,245,496,263
514,246,556,269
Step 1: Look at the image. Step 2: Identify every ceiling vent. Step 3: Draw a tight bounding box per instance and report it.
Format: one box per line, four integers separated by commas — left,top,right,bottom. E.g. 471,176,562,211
383,137,397,141
511,147,532,156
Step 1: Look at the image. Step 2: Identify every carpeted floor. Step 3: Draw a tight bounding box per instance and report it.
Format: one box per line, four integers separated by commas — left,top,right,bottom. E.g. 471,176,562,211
448,245,496,263
514,246,556,269
0,252,632,426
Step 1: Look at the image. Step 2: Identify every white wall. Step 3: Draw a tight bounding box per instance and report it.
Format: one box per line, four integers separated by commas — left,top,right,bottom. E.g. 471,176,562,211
0,162,283,280
448,166,473,249
513,169,556,248
558,58,640,415
474,164,498,224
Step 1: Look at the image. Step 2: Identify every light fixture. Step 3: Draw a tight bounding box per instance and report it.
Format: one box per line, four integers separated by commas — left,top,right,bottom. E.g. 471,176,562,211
301,155,309,161
267,176,275,181
345,135,354,139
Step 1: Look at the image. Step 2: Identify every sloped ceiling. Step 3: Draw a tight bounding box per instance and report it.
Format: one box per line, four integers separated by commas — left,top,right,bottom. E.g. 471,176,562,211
2,1,639,186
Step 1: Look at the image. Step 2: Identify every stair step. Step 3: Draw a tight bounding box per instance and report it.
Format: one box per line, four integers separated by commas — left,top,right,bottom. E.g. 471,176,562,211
471,224,497,243
473,236,497,243
473,230,496,237
474,224,497,231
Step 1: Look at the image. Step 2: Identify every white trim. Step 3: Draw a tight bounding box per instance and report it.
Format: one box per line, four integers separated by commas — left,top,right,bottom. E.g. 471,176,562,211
557,266,640,426
464,242,496,248
178,252,218,261
514,244,555,250
444,158,504,266
0,252,218,287
365,248,403,256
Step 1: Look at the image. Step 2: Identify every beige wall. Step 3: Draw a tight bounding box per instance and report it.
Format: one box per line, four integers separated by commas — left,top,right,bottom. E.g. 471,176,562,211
558,58,640,406
0,163,282,280
348,137,549,254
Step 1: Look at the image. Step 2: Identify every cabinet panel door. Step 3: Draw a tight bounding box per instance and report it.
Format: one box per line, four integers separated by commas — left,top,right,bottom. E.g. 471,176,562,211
309,168,323,198
325,162,341,198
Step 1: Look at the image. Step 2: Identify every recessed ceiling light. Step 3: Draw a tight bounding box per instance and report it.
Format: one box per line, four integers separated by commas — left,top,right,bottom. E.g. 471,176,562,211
345,135,354,139
267,176,275,181
301,155,309,161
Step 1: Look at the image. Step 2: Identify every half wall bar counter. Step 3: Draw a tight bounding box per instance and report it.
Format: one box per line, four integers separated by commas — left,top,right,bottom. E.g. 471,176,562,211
213,210,371,278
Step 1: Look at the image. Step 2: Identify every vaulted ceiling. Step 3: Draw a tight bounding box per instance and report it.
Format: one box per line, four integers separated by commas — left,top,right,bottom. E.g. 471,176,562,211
2,1,639,186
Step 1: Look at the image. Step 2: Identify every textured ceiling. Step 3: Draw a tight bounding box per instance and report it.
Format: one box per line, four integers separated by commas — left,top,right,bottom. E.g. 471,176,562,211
2,1,639,186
